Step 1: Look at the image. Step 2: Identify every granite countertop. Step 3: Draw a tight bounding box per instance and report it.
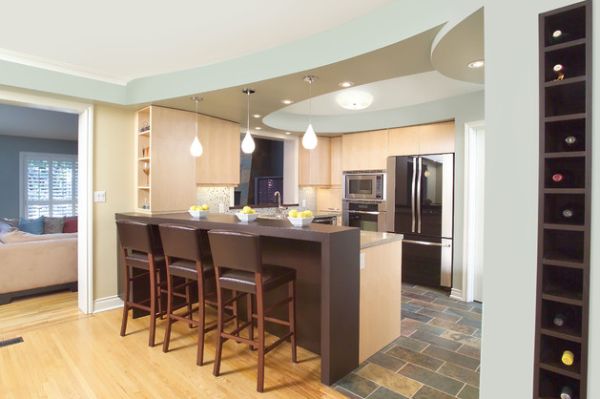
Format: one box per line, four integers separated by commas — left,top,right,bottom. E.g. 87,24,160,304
360,230,403,250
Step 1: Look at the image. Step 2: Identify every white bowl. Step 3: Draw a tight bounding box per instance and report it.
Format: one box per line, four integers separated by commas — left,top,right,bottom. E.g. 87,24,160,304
236,212,258,222
288,216,314,227
188,209,208,218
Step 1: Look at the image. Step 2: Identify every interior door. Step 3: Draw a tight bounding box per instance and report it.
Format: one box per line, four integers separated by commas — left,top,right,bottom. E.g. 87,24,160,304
417,154,454,238
393,156,416,234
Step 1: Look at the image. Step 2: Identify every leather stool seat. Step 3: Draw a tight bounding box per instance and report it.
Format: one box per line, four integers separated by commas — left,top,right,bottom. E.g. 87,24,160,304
125,251,166,270
220,265,295,294
169,258,214,280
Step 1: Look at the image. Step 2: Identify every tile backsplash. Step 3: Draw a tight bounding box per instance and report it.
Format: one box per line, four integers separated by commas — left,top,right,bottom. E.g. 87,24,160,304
196,186,234,213
298,187,317,211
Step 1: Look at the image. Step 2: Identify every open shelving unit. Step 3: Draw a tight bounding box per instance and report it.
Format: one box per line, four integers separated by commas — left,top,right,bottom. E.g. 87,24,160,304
534,2,592,399
136,106,152,212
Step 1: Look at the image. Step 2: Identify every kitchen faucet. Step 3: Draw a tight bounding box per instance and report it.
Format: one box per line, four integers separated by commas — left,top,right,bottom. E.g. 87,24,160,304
274,191,285,216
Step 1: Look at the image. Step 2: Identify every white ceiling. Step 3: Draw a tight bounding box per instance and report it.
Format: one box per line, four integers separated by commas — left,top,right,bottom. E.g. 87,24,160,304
0,103,78,140
0,0,391,83
277,71,482,116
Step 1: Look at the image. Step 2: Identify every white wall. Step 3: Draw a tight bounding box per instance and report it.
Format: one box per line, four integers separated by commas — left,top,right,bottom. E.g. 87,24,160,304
480,1,598,398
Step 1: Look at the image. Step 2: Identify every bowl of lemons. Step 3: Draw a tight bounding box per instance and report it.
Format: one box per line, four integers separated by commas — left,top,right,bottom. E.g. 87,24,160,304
189,204,209,218
236,206,258,222
287,209,314,227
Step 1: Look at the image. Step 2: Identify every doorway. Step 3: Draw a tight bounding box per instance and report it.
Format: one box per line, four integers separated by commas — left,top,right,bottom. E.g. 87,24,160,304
0,89,93,314
463,121,485,303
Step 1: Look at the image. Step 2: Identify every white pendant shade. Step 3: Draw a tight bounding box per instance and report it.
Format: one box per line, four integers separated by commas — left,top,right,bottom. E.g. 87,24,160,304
241,131,256,154
190,136,203,157
302,123,318,150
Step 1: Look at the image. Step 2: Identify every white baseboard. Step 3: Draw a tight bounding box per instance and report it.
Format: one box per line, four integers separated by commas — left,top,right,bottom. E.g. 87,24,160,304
93,295,123,313
450,288,466,302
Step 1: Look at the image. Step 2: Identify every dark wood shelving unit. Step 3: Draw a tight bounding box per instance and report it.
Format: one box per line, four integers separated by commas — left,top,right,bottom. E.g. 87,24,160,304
534,2,592,399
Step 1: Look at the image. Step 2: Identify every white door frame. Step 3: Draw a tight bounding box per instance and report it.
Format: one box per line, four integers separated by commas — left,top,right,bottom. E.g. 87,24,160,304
462,120,485,303
0,89,94,314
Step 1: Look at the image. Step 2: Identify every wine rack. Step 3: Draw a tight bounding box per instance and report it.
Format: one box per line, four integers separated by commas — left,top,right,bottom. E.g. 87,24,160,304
535,2,592,399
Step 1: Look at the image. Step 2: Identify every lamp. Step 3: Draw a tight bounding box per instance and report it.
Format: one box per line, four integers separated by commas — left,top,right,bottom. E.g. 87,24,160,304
189,96,204,157
302,75,318,150
241,89,256,154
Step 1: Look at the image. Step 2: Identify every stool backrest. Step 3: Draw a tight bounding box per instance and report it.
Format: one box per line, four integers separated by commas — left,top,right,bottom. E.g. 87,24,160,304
116,220,162,254
208,230,262,273
159,224,206,262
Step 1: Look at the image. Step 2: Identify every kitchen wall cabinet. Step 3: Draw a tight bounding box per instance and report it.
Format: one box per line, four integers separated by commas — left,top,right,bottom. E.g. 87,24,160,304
388,121,455,156
342,130,389,171
330,136,343,186
299,137,331,186
135,106,197,213
195,114,241,186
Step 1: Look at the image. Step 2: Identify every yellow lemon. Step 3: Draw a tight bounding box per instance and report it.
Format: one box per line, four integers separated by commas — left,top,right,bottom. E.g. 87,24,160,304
201,204,209,211
288,209,299,218
302,210,313,218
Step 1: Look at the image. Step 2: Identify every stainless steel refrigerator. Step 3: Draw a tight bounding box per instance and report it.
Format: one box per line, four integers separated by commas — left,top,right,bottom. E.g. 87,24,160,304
386,154,454,288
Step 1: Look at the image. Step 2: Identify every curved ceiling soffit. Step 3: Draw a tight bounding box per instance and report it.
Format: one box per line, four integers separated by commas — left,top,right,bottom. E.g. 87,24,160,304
431,7,484,84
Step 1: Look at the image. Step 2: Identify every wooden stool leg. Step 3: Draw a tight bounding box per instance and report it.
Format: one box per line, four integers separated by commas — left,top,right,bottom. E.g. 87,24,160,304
162,270,174,353
183,278,193,329
157,270,164,320
247,293,254,350
289,280,297,363
213,281,224,376
148,259,157,347
256,283,265,393
120,264,131,337
232,290,240,331
197,277,206,366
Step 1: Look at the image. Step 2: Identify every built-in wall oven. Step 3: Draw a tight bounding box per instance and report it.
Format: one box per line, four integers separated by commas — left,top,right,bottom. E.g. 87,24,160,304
343,171,386,201
342,200,387,232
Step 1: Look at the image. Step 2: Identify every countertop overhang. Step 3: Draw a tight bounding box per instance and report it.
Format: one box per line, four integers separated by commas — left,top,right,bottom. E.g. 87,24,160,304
360,231,403,250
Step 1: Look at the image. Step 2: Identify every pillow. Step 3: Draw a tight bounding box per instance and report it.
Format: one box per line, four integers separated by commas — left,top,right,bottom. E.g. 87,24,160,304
63,216,78,233
44,217,65,234
0,221,16,235
18,217,44,235
1,217,19,228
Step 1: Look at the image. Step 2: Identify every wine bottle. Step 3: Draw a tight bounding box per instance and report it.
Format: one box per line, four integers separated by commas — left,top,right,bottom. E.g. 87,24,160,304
553,64,565,81
550,171,573,186
553,313,566,327
561,207,575,220
560,386,574,399
564,135,577,146
561,350,575,366
550,29,570,43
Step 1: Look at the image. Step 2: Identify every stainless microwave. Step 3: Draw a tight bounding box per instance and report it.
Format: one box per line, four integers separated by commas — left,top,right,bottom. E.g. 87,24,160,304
343,171,386,200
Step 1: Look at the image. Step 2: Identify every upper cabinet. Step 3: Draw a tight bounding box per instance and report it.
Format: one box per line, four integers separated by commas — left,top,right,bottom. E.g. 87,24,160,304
195,114,241,186
342,130,389,171
389,121,455,156
330,136,343,186
136,106,197,213
299,136,331,186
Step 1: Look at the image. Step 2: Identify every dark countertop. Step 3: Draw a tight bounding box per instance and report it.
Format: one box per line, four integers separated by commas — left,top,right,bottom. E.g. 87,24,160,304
116,212,356,243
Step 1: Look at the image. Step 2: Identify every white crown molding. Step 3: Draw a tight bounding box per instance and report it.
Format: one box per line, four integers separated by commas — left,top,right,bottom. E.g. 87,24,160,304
0,47,128,86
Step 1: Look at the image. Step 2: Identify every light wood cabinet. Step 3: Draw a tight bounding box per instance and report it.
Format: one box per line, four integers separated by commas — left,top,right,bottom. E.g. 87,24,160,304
388,121,455,156
135,106,197,213
299,137,331,186
330,136,342,186
195,115,241,186
342,130,389,171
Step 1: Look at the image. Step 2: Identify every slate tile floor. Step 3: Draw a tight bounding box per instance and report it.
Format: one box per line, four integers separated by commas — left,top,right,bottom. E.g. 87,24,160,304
335,284,482,399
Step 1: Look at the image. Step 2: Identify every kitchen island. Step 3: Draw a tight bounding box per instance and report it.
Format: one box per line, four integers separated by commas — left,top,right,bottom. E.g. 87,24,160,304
115,212,402,385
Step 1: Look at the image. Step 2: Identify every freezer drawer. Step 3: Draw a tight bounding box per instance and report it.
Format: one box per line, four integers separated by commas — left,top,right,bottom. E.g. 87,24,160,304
402,238,452,288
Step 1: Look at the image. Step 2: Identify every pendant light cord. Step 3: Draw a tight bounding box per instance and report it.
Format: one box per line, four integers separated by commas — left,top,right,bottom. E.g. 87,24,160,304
247,91,251,134
195,98,199,138
308,77,312,124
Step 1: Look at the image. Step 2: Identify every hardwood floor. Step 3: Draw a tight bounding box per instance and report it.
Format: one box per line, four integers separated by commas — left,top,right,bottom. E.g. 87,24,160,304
0,292,343,398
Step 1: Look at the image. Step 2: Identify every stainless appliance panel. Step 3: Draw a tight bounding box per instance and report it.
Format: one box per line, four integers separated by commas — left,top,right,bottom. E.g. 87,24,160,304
385,156,416,235
342,200,387,232
343,171,386,201
402,236,453,288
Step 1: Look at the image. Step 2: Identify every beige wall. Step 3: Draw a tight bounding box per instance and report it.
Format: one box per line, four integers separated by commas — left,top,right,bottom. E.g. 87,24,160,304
93,104,135,300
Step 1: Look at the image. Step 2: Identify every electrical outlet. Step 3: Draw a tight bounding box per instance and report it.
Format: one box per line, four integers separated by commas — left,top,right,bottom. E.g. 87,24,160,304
94,191,106,203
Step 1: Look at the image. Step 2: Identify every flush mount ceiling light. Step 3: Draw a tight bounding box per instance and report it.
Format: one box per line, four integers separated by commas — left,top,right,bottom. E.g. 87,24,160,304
302,75,318,150
189,96,204,157
335,90,374,110
253,114,261,118
338,81,354,88
282,99,293,105
467,59,485,69
241,89,256,154
254,126,262,130
285,132,291,135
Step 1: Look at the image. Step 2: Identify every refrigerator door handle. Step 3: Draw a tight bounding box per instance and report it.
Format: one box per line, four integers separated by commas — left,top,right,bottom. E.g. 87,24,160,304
403,240,452,247
417,157,422,234
411,156,417,232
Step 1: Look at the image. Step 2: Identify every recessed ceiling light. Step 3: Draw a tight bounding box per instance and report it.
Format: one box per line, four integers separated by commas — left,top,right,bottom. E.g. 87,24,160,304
282,99,293,105
253,114,261,118
285,132,291,135
254,126,262,130
338,81,354,88
336,91,373,110
467,60,485,69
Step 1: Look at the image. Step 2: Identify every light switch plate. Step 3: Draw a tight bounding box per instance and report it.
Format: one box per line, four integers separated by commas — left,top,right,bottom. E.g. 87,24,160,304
360,252,366,270
94,191,106,203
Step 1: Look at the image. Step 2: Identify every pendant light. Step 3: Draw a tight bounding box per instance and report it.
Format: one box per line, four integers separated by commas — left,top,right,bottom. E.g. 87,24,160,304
189,96,204,157
302,75,318,150
241,89,256,154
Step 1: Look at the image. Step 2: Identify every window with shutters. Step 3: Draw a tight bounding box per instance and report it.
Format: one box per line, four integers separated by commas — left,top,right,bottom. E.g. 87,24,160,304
19,152,78,218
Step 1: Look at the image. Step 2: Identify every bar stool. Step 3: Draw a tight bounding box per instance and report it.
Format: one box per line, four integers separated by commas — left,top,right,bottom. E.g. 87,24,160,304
158,224,238,366
116,220,165,347
208,230,298,393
